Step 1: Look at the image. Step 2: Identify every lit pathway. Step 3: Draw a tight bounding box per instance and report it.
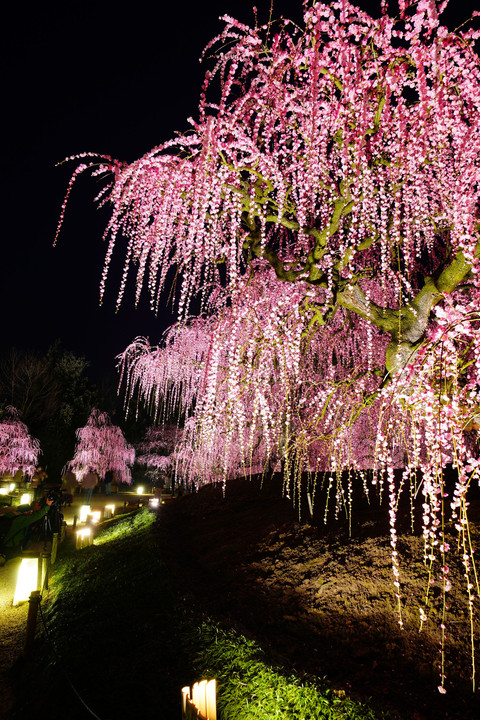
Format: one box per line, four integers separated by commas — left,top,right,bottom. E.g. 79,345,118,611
0,488,153,718
61,488,154,526
0,555,27,717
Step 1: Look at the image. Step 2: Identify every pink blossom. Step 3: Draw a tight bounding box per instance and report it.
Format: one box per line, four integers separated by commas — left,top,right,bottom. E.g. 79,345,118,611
0,406,41,478
58,0,480,688
65,409,134,485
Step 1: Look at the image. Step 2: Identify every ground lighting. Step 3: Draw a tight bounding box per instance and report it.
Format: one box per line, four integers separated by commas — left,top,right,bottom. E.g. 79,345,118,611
76,527,93,550
13,555,46,606
79,505,91,523
104,504,115,518
182,679,216,720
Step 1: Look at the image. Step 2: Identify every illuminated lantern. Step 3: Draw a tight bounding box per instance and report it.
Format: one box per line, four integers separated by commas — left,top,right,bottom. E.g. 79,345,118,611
76,527,92,550
137,486,144,495
79,505,91,523
20,493,32,505
89,510,101,524
103,504,115,519
182,679,216,720
13,557,42,606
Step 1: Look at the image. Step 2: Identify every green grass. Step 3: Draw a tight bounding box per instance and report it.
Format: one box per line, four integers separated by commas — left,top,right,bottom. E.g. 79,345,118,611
92,507,156,545
11,509,387,720
189,621,382,720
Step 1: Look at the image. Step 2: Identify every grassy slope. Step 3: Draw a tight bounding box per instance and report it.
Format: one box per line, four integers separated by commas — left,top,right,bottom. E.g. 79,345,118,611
11,509,384,720
12,511,191,719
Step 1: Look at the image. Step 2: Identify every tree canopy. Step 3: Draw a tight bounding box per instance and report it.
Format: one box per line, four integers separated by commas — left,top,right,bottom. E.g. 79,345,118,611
59,0,480,690
66,409,135,484
0,406,40,479
95,0,480,488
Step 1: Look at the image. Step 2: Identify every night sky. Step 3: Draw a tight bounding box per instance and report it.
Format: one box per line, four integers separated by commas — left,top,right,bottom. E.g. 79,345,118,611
2,0,475,381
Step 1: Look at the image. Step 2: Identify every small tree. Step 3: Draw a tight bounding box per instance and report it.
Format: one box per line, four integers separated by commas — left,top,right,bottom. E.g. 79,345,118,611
135,425,183,466
135,425,183,486
0,406,41,479
66,409,134,484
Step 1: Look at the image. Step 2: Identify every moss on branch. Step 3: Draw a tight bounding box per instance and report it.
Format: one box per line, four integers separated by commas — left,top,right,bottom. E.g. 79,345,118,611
239,163,479,378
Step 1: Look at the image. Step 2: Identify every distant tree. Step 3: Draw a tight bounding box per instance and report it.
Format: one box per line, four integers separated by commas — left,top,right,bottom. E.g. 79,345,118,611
134,424,184,485
0,406,40,479
135,425,183,464
0,344,99,479
0,348,60,424
66,408,135,484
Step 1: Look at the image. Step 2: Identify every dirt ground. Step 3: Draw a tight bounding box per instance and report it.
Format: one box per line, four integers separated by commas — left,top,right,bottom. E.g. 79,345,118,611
158,473,480,720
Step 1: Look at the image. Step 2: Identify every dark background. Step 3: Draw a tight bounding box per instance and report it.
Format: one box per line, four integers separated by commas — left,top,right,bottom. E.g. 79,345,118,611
2,0,475,382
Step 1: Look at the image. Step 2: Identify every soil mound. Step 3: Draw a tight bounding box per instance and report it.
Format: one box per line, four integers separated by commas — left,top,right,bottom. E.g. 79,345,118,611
160,474,480,720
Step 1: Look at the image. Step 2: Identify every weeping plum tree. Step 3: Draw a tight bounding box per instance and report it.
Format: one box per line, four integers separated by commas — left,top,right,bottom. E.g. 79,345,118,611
66,409,135,484
0,406,41,479
135,424,184,481
59,1,480,691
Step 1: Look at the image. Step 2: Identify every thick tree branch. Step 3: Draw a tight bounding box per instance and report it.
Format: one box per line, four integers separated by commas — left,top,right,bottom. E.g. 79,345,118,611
336,243,480,376
240,167,479,379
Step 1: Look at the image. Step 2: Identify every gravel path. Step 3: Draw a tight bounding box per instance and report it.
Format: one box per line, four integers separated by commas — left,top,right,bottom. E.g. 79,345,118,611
0,556,29,717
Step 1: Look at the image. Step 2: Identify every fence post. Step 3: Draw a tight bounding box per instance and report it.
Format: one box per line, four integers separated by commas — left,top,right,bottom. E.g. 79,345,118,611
41,551,50,592
23,590,41,657
51,532,58,565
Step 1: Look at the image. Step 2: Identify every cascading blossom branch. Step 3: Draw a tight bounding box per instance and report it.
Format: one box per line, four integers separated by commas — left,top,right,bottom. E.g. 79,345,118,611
373,278,480,690
65,409,135,484
57,0,480,335
120,264,391,488
0,406,41,479
119,321,212,423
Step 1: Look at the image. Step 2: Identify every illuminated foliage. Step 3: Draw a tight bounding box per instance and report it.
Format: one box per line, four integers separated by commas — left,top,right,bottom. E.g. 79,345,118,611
66,408,135,484
135,424,183,476
0,406,41,479
61,1,480,690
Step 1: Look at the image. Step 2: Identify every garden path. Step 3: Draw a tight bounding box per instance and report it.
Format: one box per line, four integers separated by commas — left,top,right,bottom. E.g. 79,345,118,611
0,488,152,717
